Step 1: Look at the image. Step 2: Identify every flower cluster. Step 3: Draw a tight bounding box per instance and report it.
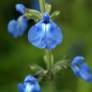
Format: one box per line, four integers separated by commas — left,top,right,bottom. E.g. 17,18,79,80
8,4,63,49
17,56,92,92
7,1,92,92
8,4,27,38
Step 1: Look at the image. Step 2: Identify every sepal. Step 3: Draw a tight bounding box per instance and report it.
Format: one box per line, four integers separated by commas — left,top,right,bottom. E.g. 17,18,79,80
51,10,61,20
30,64,44,72
30,64,47,81
24,9,42,22
45,3,52,13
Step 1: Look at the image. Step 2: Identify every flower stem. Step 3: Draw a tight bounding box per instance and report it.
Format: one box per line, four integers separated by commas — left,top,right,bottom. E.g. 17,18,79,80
39,0,46,13
44,49,54,71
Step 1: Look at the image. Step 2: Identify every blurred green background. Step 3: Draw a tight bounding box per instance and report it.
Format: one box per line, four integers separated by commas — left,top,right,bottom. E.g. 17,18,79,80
0,0,92,92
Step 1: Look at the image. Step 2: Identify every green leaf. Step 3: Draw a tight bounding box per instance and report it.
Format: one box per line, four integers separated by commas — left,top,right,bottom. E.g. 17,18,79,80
45,3,52,13
24,9,42,22
51,10,61,20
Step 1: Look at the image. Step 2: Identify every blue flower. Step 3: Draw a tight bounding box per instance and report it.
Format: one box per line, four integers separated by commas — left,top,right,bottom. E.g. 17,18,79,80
28,12,63,49
18,75,41,92
16,4,26,14
8,16,28,38
71,56,92,82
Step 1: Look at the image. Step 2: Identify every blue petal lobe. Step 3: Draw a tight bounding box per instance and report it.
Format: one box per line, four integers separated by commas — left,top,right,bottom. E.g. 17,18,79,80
71,56,84,65
80,63,90,72
31,83,41,92
8,20,18,38
18,83,24,92
45,21,62,49
80,69,92,82
28,21,46,49
71,65,81,77
24,75,37,83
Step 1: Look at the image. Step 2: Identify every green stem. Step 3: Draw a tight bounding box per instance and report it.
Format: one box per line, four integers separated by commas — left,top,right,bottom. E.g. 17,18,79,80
45,49,54,70
39,0,46,13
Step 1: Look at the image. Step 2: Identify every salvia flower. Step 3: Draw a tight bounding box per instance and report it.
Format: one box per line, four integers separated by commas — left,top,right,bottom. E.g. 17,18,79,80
8,16,28,38
18,75,41,92
16,4,26,14
71,56,92,82
28,12,63,49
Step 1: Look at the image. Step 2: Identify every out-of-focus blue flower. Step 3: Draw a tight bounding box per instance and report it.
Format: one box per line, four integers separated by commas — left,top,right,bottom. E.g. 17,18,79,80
28,12,63,49
71,56,92,82
18,75,41,92
16,4,26,14
30,0,48,11
8,16,27,38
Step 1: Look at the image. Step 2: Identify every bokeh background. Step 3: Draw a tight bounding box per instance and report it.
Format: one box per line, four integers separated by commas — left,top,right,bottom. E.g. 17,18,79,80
0,0,92,92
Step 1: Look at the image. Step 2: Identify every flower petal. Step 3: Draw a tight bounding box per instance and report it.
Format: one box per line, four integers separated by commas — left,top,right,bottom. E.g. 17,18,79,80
18,83,24,92
8,20,18,38
28,21,46,49
28,21,62,49
31,83,41,92
71,65,81,77
71,56,84,65
80,63,90,72
24,75,37,83
80,69,92,82
45,21,62,49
